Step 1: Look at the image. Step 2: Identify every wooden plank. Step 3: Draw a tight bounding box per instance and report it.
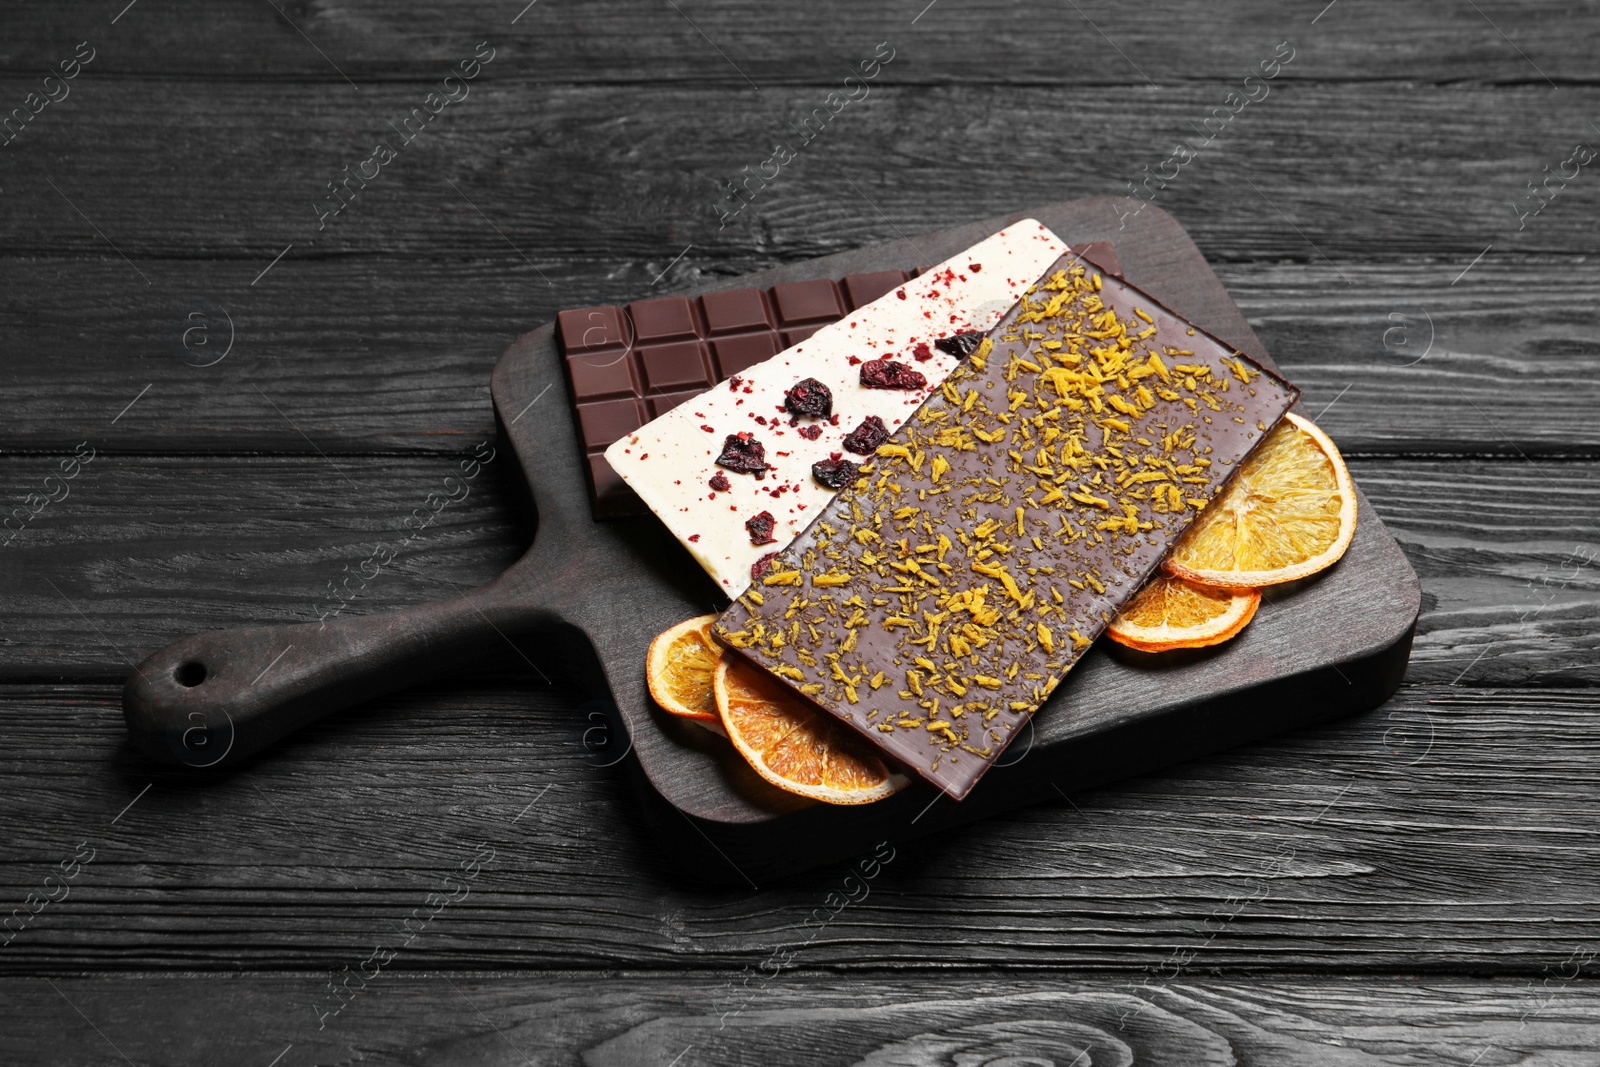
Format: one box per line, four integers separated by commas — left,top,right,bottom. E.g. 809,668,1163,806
4,975,1599,1065
0,682,1596,972
0,454,1590,683
4,63,1598,455
1231,260,1600,457
0,82,1594,264
2,0,1597,84
1353,459,1600,688
0,453,527,682
0,257,1596,453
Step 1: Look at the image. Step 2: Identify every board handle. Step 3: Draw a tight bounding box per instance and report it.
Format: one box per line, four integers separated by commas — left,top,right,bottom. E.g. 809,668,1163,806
122,576,555,769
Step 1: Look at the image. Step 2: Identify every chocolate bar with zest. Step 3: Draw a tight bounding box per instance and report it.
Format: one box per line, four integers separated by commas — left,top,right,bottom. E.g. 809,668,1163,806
714,255,1299,799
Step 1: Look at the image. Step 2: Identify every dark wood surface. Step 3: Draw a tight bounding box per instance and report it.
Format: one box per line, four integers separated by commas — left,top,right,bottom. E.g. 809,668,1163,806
2,0,1596,1061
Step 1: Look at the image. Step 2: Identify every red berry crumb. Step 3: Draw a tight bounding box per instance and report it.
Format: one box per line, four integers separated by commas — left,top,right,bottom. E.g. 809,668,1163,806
912,342,933,362
750,552,778,583
797,425,822,440
842,415,889,454
860,358,926,390
709,471,731,492
934,330,984,358
784,377,833,419
715,432,769,475
745,511,777,545
811,454,859,489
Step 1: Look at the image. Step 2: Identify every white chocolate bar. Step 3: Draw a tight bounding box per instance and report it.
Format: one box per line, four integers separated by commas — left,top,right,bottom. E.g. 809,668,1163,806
606,220,1069,596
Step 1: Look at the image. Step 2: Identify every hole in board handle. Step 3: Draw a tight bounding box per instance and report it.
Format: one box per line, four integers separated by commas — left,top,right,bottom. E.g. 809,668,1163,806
174,662,208,688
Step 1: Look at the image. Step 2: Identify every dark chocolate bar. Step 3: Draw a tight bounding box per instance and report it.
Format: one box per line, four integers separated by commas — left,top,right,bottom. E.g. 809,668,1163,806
714,254,1298,799
556,243,1122,519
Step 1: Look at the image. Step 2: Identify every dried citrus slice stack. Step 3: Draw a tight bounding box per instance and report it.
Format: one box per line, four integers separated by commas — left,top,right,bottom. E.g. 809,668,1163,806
1107,574,1261,652
1165,412,1356,589
713,657,905,805
646,614,724,729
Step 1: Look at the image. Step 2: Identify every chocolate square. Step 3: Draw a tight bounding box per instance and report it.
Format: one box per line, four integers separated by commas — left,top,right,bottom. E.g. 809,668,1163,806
647,389,706,418
628,297,701,342
587,454,639,513
771,279,844,325
576,397,647,449
711,333,781,378
701,289,774,335
843,270,910,310
781,325,824,347
565,352,640,402
638,340,714,392
557,306,629,353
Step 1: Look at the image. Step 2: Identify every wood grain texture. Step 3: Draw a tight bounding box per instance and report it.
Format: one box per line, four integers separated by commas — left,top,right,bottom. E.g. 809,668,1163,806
4,259,1598,454
2,81,1594,262
0,0,1595,1045
4,974,1600,1067
2,0,1598,84
3,71,1596,453
0,682,1595,973
0,454,1587,683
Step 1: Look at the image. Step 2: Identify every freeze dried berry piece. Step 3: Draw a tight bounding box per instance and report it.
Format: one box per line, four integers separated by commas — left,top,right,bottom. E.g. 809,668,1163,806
783,377,833,419
745,511,778,545
750,551,778,583
709,471,731,492
811,454,859,489
715,432,769,475
860,357,926,391
797,425,822,441
912,342,934,362
841,415,889,455
935,330,984,358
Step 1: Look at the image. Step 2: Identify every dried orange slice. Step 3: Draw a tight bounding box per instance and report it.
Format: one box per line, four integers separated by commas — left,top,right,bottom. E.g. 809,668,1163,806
1165,412,1356,589
713,657,905,805
646,615,723,725
1107,574,1261,652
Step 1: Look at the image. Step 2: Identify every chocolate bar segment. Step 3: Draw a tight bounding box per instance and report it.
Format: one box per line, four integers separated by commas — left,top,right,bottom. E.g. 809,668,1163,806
637,340,714,393
628,297,701,342
701,289,775,334
559,243,1122,520
772,279,845,325
556,306,629,354
564,350,639,402
844,270,912,308
714,255,1297,799
711,333,781,378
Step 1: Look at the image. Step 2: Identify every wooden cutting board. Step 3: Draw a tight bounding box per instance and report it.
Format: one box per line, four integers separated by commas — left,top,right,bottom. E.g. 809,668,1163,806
124,197,1419,884
488,197,1420,883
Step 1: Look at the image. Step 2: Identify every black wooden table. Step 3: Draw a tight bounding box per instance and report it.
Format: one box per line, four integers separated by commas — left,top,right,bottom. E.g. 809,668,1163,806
3,2,1597,1063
